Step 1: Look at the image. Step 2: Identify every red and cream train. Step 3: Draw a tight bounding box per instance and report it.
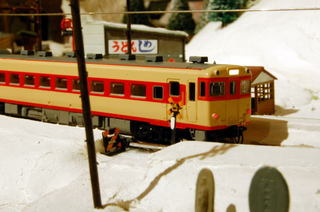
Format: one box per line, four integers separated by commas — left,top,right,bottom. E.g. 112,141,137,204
0,52,251,143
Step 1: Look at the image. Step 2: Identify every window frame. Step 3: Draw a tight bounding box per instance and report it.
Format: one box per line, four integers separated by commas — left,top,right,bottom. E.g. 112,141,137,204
240,79,251,95
90,80,105,94
110,82,125,96
72,78,80,91
131,83,146,98
153,85,164,100
0,72,5,84
200,81,206,97
210,81,225,97
189,82,196,101
169,81,180,96
9,73,20,85
55,77,68,90
39,76,51,89
24,74,35,87
229,81,236,96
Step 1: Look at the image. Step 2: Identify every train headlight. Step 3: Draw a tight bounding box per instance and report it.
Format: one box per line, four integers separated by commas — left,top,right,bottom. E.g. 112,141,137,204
211,113,219,119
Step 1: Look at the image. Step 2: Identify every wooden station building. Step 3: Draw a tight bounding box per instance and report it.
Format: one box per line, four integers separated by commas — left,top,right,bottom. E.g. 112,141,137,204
248,66,277,115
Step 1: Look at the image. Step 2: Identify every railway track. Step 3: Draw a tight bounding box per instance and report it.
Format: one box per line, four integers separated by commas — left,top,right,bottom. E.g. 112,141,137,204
129,141,168,152
98,114,320,155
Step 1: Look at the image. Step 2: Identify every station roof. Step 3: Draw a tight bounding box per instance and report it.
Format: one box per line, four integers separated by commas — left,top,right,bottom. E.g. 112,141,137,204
247,66,277,85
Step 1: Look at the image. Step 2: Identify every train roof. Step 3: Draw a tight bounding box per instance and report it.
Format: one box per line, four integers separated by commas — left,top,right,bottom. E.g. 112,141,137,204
0,53,242,71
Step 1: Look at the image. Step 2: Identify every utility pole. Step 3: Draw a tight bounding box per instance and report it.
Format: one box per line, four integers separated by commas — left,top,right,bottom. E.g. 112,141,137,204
69,0,102,208
126,0,132,56
35,0,42,51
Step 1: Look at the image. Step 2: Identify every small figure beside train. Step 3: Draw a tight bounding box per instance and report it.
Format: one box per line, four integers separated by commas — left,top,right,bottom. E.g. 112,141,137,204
0,52,251,144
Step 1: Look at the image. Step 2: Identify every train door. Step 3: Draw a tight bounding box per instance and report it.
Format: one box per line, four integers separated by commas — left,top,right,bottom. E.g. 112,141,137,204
226,80,239,124
187,81,197,122
166,79,185,121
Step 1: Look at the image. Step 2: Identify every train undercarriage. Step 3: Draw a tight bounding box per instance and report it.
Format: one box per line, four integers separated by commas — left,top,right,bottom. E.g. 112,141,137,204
0,102,246,144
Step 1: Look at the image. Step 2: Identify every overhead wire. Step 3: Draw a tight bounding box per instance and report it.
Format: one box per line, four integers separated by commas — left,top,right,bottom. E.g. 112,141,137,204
0,7,320,17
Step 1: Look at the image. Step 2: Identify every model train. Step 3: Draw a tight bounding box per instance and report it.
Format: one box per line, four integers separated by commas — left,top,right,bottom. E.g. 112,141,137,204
0,52,251,144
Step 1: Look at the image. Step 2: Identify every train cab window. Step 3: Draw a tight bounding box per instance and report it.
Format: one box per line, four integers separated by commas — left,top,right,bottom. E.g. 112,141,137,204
56,77,68,90
240,80,250,94
110,82,124,95
0,72,5,84
131,84,146,97
72,79,80,91
153,86,163,99
200,82,206,97
9,74,20,85
170,81,180,96
24,75,35,87
230,81,236,95
210,82,225,96
40,76,51,88
91,80,104,94
189,82,195,101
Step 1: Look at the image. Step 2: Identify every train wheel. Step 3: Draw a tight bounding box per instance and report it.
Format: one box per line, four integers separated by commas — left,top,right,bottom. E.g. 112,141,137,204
233,134,243,144
131,121,173,144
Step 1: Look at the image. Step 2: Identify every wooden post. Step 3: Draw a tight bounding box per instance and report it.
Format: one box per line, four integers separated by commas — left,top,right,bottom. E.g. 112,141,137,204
35,0,42,51
69,0,102,208
126,0,132,55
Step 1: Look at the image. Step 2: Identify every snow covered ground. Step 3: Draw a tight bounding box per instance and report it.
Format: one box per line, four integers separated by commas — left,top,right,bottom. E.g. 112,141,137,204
1,113,320,212
1,0,320,211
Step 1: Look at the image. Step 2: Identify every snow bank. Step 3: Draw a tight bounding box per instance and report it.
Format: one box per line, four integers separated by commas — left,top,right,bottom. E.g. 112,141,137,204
186,0,320,112
0,115,100,212
15,138,320,212
1,108,320,212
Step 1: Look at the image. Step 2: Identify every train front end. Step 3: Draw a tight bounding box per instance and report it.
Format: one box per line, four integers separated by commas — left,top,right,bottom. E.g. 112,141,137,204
193,65,251,142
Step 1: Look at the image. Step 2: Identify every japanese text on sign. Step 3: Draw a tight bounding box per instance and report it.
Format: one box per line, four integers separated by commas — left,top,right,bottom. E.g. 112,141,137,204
108,40,158,54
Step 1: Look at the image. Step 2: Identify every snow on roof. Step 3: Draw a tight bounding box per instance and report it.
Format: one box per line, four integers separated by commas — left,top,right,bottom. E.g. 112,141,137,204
247,66,277,85
86,20,189,37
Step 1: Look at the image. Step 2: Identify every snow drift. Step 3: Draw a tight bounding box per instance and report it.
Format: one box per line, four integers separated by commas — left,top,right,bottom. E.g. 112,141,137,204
186,0,320,113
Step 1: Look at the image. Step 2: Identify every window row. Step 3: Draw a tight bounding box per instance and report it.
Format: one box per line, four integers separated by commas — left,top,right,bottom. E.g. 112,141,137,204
88,81,165,99
1,73,76,90
0,72,165,100
251,83,273,101
199,80,251,98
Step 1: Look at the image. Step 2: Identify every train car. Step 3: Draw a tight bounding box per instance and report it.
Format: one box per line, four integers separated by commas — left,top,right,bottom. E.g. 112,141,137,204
0,52,251,143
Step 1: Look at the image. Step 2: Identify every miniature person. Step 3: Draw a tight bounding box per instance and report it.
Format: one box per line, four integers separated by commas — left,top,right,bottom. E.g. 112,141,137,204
102,128,128,155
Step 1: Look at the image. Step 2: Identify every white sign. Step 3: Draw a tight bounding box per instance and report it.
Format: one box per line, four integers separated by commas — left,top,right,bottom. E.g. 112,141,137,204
108,40,158,54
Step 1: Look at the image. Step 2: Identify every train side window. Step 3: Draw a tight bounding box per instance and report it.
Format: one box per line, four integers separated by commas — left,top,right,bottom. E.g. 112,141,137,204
9,73,20,85
210,82,225,96
189,82,195,101
40,76,51,88
91,80,104,94
170,81,180,96
0,72,5,84
230,81,236,95
110,82,124,95
131,84,146,97
56,77,68,90
24,75,35,87
72,79,80,91
200,82,206,97
153,86,163,99
240,80,250,94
